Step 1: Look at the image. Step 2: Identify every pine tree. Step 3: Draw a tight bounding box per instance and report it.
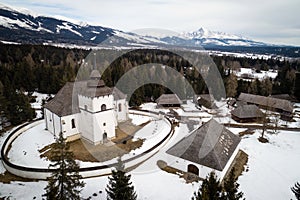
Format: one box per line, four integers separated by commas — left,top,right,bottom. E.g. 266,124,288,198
106,157,137,200
192,171,223,200
43,132,85,200
222,168,244,200
291,182,300,200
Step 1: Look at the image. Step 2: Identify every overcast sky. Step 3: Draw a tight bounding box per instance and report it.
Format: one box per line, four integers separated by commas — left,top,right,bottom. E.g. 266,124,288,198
2,0,300,46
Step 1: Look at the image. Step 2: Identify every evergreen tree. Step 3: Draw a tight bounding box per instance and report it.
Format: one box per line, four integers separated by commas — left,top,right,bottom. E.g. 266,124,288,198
225,74,238,98
106,157,137,200
222,168,244,200
192,172,222,200
43,132,85,200
291,182,300,200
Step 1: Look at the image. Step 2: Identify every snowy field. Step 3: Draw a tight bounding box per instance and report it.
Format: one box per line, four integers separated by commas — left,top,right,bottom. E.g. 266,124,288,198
1,100,300,199
1,121,300,199
234,68,278,80
238,130,300,200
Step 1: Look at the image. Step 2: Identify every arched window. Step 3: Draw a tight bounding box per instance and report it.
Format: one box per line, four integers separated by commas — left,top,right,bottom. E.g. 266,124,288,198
187,164,199,176
71,119,76,129
101,104,106,111
118,103,122,112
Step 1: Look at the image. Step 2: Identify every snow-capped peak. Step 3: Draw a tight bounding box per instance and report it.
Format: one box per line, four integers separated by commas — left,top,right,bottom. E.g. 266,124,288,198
182,27,247,40
0,3,39,18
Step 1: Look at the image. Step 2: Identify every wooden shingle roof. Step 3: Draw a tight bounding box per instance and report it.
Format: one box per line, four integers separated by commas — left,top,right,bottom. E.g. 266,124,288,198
238,93,293,113
231,105,264,119
156,94,182,105
166,119,241,171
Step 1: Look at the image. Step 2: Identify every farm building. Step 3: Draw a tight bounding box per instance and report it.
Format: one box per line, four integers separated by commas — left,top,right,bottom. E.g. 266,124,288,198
156,94,183,107
238,93,293,121
231,105,264,123
166,119,241,180
194,94,217,109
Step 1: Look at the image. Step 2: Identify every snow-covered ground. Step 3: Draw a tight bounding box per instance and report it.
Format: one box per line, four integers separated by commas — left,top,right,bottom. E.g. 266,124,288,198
7,123,55,168
238,130,300,200
29,92,53,118
1,100,300,199
234,68,278,80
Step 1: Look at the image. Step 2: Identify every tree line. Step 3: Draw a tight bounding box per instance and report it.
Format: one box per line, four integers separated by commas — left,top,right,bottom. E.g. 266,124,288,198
1,44,299,126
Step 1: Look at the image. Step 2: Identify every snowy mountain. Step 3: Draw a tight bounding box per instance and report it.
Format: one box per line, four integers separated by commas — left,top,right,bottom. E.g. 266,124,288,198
159,28,267,47
0,4,165,47
0,4,284,49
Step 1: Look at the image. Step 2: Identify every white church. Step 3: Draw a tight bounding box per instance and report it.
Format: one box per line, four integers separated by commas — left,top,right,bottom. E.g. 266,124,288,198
43,70,129,145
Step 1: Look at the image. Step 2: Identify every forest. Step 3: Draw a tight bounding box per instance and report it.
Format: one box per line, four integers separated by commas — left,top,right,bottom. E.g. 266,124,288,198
0,43,299,125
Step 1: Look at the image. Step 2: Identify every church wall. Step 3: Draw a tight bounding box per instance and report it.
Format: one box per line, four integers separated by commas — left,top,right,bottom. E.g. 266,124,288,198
44,108,61,137
93,110,116,140
78,94,117,144
115,99,128,122
61,114,79,138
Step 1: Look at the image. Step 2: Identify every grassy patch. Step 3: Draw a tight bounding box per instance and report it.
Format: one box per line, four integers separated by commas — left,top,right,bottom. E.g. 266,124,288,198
0,171,37,184
40,138,144,163
222,150,249,183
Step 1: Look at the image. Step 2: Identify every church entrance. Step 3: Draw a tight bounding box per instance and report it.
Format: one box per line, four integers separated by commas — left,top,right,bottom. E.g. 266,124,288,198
103,132,108,143
187,164,199,176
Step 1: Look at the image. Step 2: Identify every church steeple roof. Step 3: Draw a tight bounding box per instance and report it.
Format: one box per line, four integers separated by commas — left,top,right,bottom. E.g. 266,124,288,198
90,70,101,79
87,70,105,88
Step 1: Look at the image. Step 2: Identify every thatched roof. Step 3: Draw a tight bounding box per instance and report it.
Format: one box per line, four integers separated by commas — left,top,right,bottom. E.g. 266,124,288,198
156,94,182,105
238,93,293,113
231,105,264,119
166,119,241,171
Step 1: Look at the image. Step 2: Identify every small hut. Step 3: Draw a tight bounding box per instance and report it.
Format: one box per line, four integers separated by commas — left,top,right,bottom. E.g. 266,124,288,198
194,94,217,109
166,119,241,180
231,105,264,123
156,94,182,107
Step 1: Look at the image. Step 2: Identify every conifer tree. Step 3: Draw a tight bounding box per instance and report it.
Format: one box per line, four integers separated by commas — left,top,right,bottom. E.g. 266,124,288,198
291,182,300,200
222,168,244,200
106,157,137,200
192,171,223,200
43,132,85,200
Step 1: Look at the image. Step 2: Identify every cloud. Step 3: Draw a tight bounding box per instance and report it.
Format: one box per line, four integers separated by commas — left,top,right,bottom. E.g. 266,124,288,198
1,0,300,45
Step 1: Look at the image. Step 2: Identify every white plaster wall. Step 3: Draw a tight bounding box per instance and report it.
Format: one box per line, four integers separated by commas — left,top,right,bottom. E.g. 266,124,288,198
44,109,61,137
53,113,61,137
92,95,114,112
166,154,221,179
44,108,53,134
115,99,128,122
61,114,79,137
78,109,94,143
78,94,117,144
79,94,114,113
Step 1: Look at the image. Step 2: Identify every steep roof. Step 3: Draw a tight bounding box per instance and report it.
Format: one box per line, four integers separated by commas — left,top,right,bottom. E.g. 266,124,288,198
156,94,182,105
231,105,264,119
44,82,85,117
166,119,241,171
238,93,293,113
44,81,125,117
112,87,127,100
